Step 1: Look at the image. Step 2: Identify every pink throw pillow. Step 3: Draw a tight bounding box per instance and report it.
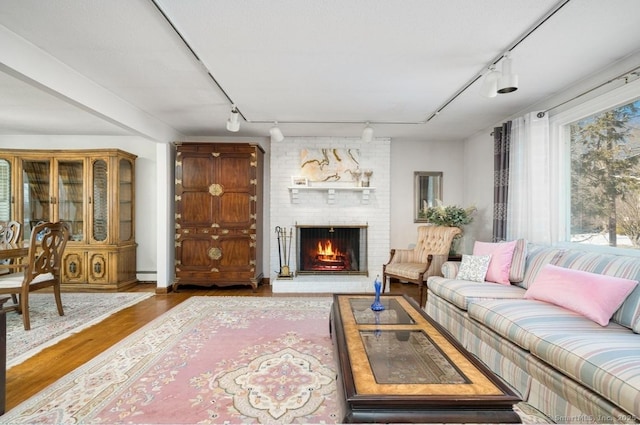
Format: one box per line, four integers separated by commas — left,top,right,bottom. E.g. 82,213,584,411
524,264,638,326
473,240,517,285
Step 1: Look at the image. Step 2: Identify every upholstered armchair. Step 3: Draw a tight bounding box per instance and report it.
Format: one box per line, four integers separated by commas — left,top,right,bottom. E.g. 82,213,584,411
383,225,461,307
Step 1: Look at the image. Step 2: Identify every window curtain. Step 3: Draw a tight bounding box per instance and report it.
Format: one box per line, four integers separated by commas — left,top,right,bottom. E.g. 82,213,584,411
493,122,511,242
507,111,554,244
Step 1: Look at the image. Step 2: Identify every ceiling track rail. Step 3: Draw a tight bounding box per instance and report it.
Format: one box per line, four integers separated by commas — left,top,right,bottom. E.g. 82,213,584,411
148,0,248,120
150,0,571,127
425,0,572,122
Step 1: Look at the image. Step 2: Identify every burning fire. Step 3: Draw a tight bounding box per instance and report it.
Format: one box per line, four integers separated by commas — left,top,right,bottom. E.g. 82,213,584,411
317,240,340,258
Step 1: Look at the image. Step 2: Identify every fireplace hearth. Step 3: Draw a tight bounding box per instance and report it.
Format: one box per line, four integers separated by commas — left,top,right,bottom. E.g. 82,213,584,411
296,225,367,275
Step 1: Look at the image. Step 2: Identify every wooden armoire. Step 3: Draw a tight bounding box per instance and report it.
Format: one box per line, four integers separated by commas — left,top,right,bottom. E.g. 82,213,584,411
173,143,264,291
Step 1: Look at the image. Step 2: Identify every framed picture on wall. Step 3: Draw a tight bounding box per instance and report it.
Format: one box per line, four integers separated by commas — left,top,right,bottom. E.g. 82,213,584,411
414,171,443,222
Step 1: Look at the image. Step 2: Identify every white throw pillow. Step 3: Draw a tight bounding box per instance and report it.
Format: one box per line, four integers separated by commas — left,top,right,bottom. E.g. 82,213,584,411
456,254,492,283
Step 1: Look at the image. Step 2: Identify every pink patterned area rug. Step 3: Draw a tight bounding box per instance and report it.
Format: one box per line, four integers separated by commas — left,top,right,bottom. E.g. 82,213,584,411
3,296,340,424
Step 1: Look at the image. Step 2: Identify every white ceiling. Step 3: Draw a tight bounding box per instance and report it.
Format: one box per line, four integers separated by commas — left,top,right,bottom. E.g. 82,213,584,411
1,0,640,142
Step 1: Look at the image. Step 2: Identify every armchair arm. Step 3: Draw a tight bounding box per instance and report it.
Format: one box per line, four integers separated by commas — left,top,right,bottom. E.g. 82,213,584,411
424,254,449,279
386,248,417,264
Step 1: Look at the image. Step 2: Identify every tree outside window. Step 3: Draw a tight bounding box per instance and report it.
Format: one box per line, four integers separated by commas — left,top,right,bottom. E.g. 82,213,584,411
570,99,640,249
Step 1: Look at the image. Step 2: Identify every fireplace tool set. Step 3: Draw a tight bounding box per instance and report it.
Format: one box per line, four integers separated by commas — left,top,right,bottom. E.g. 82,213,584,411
275,226,293,278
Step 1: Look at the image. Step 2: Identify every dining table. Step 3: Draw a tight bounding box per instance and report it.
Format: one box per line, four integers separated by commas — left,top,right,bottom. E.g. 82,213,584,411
0,242,28,261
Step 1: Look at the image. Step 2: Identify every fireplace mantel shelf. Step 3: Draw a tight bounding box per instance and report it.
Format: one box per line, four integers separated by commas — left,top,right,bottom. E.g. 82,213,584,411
288,186,375,204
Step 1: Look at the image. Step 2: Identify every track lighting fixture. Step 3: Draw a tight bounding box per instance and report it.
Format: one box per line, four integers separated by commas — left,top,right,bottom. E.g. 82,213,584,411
497,53,518,94
479,66,501,98
226,105,240,132
270,122,284,142
362,122,374,142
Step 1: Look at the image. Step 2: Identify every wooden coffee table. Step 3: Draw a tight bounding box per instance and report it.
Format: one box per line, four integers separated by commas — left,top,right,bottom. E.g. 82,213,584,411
330,294,521,423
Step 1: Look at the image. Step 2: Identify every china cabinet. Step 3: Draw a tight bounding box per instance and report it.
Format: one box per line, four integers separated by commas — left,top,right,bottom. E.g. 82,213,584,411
0,149,137,290
174,143,264,291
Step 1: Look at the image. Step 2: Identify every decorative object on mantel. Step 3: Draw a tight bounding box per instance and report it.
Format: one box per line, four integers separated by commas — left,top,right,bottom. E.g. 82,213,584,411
291,176,308,187
275,226,293,279
422,204,477,255
352,168,362,187
362,169,373,187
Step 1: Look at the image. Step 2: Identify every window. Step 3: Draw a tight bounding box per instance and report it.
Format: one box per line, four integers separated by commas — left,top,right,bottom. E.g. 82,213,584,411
569,98,640,250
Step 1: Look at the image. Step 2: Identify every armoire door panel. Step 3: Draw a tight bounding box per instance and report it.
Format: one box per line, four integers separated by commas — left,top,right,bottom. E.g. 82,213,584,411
218,236,253,269
218,193,251,227
217,156,252,190
181,156,213,189
178,237,214,269
179,192,215,224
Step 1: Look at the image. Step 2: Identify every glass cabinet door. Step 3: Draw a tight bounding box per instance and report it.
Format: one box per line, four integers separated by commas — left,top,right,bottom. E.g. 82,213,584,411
119,158,133,241
22,159,51,240
92,159,108,242
0,158,11,222
58,160,84,241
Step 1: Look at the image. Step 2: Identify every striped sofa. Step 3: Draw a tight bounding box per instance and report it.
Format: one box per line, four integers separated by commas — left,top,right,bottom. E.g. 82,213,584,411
426,244,640,423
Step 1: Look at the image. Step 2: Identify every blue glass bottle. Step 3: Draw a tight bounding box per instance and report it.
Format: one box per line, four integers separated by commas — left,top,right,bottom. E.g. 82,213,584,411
371,275,385,311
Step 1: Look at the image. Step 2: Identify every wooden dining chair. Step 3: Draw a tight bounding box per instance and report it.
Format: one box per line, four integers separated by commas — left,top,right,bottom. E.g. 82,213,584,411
0,221,21,245
0,221,23,307
0,222,69,330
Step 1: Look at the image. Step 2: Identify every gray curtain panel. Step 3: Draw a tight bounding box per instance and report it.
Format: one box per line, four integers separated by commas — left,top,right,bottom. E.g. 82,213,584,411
493,121,511,242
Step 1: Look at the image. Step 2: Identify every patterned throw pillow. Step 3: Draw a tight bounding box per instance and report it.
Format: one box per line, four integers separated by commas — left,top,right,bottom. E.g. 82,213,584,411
456,254,492,283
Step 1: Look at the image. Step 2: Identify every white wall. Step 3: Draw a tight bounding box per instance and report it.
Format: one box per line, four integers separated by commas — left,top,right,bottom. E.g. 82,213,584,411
461,131,494,251
390,139,466,250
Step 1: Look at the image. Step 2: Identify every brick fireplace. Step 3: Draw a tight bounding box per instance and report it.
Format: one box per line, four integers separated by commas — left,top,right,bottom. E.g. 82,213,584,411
270,137,391,293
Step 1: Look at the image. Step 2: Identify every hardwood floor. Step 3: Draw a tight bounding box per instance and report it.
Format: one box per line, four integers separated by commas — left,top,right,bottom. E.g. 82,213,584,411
5,281,420,411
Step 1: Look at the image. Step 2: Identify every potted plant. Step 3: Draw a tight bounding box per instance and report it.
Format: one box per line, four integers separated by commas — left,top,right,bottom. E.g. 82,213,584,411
423,204,477,255
422,204,476,228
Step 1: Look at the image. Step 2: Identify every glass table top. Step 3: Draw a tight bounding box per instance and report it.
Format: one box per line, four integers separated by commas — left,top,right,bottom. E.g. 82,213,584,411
349,298,415,325
360,329,468,384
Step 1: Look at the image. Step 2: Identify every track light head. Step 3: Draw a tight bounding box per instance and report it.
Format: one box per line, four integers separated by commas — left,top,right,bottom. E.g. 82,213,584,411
479,66,500,98
270,122,284,142
362,122,374,142
497,54,518,94
226,106,240,132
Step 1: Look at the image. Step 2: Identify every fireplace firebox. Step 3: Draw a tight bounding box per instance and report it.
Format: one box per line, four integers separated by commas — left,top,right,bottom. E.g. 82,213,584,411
296,225,367,275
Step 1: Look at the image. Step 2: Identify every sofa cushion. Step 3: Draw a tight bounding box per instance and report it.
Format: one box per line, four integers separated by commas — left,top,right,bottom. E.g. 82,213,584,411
530,333,640,418
467,299,631,351
552,250,640,329
473,240,517,285
509,238,528,283
519,245,566,289
524,264,638,326
428,277,525,311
